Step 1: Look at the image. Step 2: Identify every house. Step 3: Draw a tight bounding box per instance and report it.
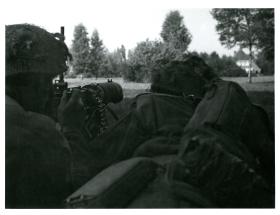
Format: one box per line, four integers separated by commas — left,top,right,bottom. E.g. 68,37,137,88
234,49,261,75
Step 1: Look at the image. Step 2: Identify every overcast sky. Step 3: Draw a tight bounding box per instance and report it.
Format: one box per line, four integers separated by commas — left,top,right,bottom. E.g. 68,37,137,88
56,8,238,56
1,0,277,56
2,2,241,56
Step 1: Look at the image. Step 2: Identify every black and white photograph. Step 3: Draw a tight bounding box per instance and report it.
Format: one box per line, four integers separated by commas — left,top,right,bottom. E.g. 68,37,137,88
1,0,277,213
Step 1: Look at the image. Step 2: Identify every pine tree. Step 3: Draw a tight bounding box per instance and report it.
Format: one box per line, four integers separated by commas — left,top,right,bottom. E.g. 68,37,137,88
88,29,105,78
71,23,90,74
119,45,126,62
160,10,192,57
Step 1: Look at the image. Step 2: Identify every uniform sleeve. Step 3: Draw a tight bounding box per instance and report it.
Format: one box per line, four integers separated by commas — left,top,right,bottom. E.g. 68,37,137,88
6,125,72,208
61,127,95,190
6,100,73,208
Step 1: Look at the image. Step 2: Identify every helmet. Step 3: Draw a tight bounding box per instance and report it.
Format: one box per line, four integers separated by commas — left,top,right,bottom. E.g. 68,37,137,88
150,55,218,97
6,24,71,77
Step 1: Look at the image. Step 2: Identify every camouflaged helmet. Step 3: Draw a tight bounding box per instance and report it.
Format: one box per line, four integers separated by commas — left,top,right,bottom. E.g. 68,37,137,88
6,24,71,77
150,55,219,97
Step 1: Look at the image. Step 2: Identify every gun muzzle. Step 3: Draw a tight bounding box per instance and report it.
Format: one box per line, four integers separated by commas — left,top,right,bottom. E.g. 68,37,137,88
97,82,123,104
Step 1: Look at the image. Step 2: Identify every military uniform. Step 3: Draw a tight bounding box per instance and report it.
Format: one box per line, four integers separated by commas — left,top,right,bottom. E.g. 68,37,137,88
6,94,95,208
6,95,71,208
88,93,196,176
65,81,274,208
5,24,92,208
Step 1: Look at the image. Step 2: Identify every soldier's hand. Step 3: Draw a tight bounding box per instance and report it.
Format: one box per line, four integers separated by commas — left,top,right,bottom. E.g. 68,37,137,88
57,89,86,130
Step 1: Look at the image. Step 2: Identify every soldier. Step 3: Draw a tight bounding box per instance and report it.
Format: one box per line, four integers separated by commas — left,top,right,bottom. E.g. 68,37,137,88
5,24,91,208
65,55,274,208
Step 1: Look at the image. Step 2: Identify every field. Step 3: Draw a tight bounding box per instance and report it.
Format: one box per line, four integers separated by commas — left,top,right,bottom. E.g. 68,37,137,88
65,75,275,130
222,76,274,92
66,75,274,96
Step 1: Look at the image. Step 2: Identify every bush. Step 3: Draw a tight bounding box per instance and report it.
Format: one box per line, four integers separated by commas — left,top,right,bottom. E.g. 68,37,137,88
221,66,247,77
256,51,274,75
65,73,77,78
83,72,95,78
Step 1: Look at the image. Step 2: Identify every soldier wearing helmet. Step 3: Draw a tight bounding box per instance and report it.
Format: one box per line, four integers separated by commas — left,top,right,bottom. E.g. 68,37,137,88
5,24,91,208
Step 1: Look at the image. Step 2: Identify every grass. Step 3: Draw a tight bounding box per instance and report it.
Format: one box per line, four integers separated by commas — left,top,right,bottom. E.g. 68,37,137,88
65,75,274,95
227,77,274,92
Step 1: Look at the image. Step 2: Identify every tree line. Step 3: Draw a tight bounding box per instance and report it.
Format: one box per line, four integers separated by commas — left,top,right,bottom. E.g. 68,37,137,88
70,25,125,78
211,8,274,82
69,9,274,82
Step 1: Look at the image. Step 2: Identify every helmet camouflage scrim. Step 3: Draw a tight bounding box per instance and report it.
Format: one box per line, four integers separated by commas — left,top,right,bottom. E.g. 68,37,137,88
6,24,71,77
150,55,218,97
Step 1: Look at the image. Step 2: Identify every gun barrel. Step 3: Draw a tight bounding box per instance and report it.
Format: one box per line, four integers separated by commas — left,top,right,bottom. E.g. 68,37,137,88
60,26,65,40
59,26,65,82
97,82,123,104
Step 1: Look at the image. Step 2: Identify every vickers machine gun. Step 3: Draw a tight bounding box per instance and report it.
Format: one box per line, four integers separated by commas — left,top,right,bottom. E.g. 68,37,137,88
50,27,123,140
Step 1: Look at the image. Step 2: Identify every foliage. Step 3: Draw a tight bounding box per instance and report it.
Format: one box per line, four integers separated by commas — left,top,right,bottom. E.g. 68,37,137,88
193,51,247,77
125,42,247,82
99,45,128,78
256,51,274,75
211,9,259,50
211,9,274,80
254,9,274,60
87,29,106,78
125,39,163,82
100,52,119,78
160,10,192,55
211,9,274,58
71,24,90,74
118,45,126,62
123,10,193,82
65,72,77,78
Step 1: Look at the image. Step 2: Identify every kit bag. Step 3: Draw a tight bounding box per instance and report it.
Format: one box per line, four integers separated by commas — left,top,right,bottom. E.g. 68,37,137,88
185,80,252,137
64,157,160,208
184,79,274,185
171,127,274,208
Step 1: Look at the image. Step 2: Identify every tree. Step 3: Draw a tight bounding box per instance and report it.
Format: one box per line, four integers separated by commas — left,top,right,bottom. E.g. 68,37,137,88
220,56,247,77
99,51,121,78
211,9,259,82
254,9,274,61
114,45,128,77
118,45,126,62
99,54,114,78
71,23,90,74
191,51,246,77
126,39,163,82
160,10,192,58
211,9,274,82
208,52,223,76
99,45,127,78
88,29,105,78
256,51,274,75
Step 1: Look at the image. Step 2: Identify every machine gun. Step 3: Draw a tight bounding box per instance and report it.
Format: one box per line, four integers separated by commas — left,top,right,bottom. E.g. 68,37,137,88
49,26,123,140
53,79,123,140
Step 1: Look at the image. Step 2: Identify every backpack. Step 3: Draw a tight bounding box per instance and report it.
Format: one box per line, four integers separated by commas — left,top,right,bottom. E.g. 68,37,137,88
168,80,275,207
184,80,274,182
170,127,274,208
